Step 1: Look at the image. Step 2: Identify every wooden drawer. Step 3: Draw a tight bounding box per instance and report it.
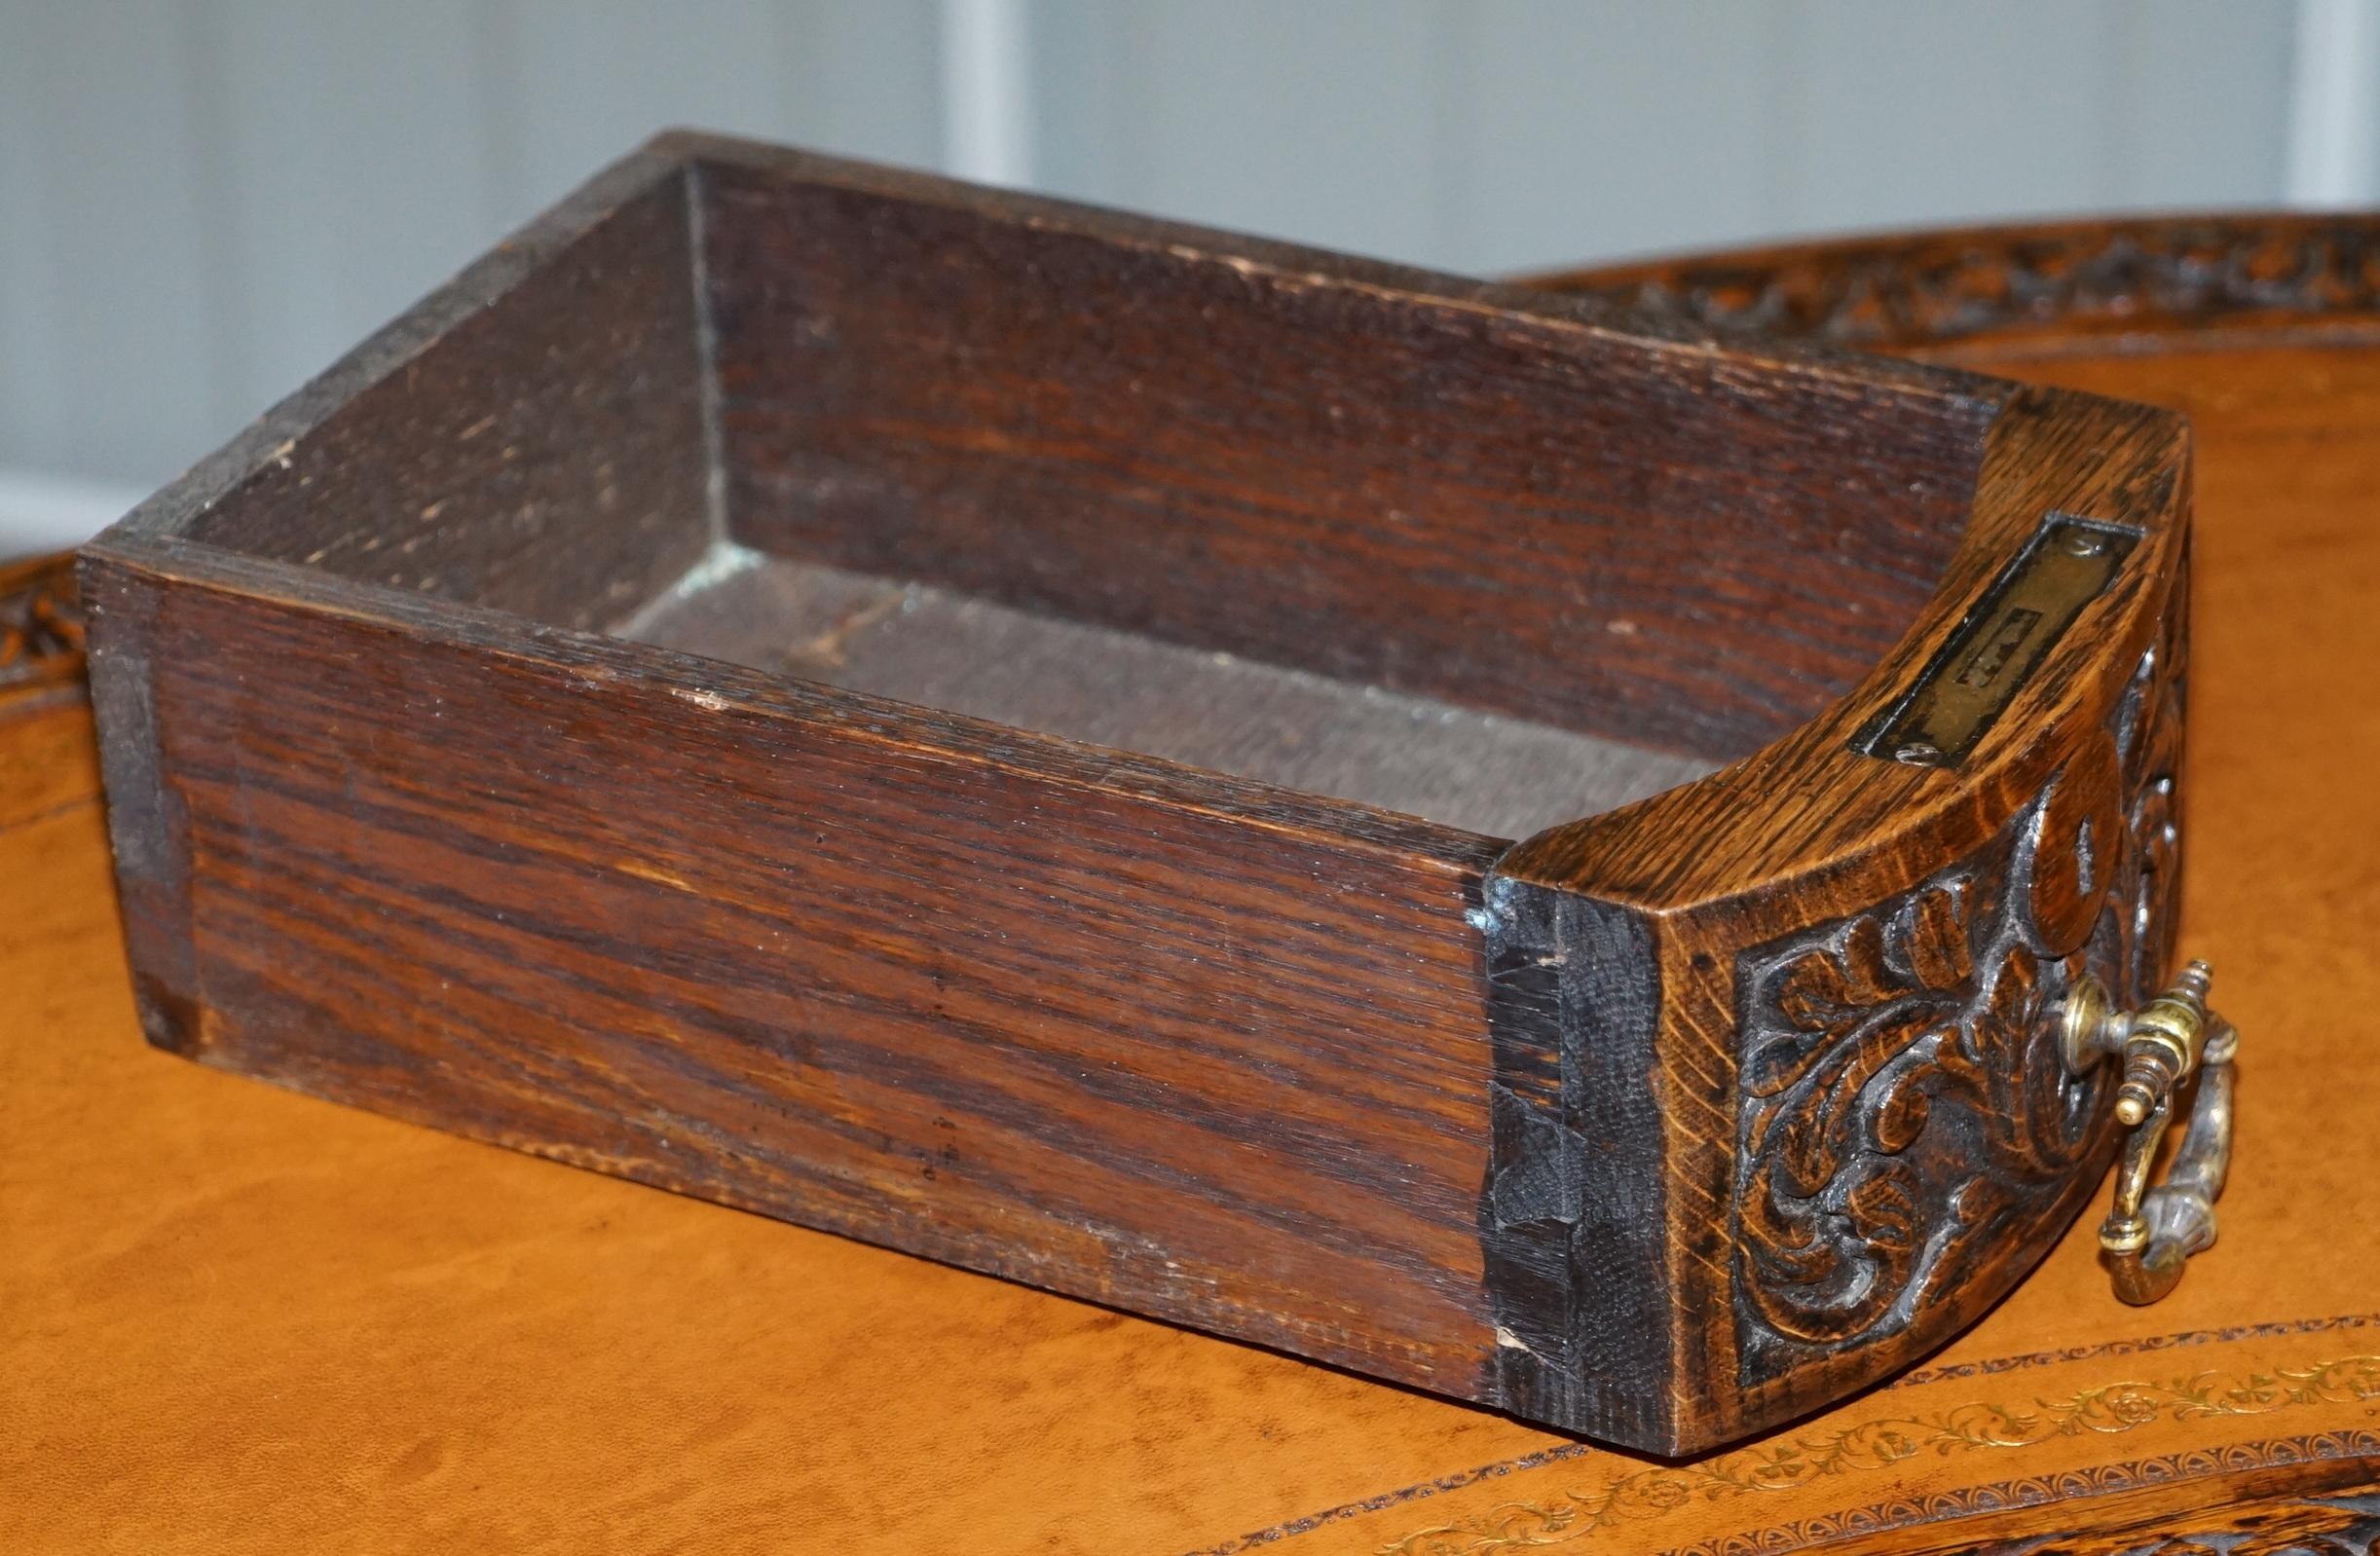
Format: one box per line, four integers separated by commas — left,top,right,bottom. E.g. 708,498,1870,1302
80,132,2189,1454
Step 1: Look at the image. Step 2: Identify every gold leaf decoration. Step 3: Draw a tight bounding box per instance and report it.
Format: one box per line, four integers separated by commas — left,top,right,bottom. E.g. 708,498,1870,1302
1381,1356,2380,1555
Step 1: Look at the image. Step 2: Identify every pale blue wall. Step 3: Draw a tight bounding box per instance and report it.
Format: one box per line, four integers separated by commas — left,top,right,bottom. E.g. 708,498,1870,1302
0,0,2307,552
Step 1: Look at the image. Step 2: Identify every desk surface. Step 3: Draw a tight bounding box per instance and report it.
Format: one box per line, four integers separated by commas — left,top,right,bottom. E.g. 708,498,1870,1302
7,216,2380,1554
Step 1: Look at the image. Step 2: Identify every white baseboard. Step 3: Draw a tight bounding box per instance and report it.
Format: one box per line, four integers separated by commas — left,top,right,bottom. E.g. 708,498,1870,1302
0,467,149,559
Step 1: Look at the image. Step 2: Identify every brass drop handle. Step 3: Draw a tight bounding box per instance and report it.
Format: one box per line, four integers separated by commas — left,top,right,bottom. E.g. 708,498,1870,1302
2058,959,2240,1305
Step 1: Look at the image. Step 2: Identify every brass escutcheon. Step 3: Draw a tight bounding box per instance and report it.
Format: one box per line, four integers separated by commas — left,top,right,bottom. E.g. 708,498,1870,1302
2057,959,2240,1305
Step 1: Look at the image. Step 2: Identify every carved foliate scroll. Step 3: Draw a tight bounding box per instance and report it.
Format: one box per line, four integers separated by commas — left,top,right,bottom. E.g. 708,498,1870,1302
1579,220,2380,347
0,556,86,692
1731,600,2183,1378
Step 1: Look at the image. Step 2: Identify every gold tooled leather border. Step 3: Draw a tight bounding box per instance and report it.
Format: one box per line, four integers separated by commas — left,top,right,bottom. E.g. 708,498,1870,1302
1380,1356,2380,1555
1193,1316,2380,1556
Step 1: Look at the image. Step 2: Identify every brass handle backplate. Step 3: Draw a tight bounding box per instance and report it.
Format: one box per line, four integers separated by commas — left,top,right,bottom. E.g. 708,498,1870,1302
2059,959,2240,1305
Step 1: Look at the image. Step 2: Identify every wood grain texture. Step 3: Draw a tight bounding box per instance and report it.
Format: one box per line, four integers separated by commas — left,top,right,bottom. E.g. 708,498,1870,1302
85,537,1505,1392
81,136,2185,1454
0,789,1565,1556
691,135,1995,760
1963,1484,2380,1556
17,204,2380,1553
1729,609,2179,1382
1478,386,2187,1449
130,145,714,633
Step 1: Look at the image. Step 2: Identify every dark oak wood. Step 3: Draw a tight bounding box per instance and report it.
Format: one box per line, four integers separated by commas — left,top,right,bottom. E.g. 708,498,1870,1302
22,203,2380,1553
696,145,1990,759
167,151,712,629
81,133,2188,1454
1478,389,2187,1447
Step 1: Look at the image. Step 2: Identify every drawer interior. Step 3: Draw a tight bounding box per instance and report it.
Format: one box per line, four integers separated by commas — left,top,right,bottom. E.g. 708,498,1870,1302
166,142,1999,844
623,547,1714,840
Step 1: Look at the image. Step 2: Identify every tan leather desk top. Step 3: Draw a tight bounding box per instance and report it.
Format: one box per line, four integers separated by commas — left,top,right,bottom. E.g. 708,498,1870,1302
8,218,2380,1554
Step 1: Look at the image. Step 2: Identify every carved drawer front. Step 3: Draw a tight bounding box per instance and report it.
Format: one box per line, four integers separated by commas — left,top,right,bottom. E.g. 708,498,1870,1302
1732,605,2182,1381
1484,389,2194,1452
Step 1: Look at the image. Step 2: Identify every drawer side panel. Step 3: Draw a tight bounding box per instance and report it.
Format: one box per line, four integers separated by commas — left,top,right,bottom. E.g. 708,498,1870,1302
91,559,1509,1391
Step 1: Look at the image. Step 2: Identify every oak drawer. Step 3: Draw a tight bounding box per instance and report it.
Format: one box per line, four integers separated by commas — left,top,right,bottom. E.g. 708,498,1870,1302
82,132,2189,1454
